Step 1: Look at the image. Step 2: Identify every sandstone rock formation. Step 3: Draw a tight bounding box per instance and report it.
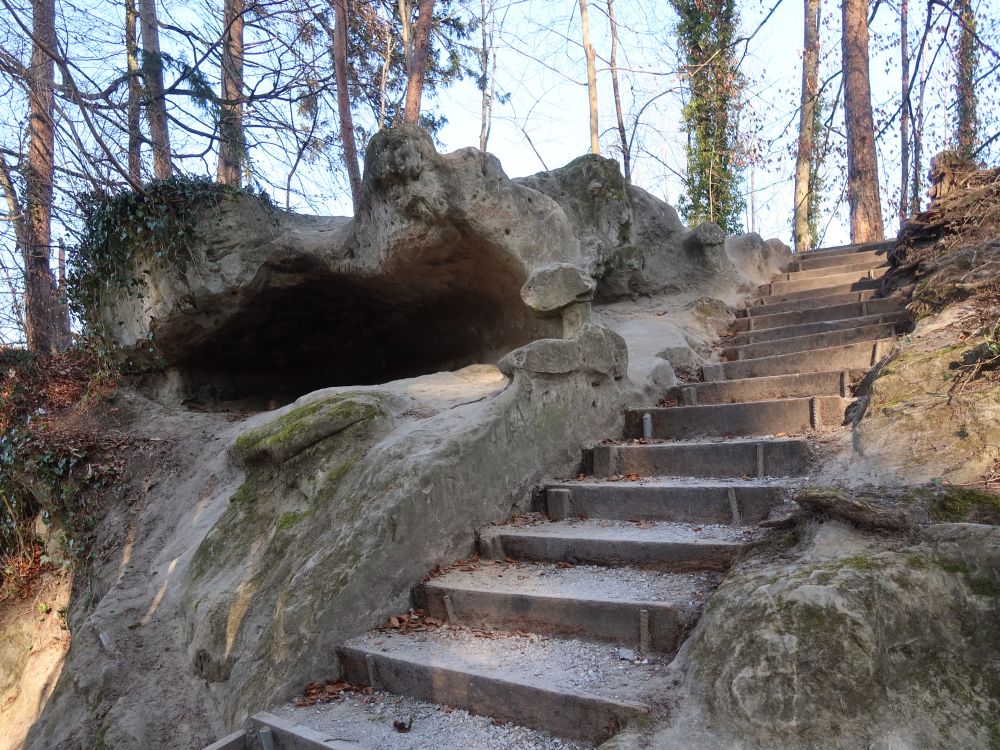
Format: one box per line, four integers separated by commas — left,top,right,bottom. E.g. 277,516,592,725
97,126,787,403
649,520,1000,750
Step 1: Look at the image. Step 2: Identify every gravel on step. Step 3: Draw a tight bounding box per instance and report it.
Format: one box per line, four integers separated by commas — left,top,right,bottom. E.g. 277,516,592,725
487,517,764,544
425,558,719,603
346,626,671,702
273,690,594,750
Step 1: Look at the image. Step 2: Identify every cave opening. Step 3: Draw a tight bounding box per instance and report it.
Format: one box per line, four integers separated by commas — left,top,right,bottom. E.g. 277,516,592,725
170,241,561,406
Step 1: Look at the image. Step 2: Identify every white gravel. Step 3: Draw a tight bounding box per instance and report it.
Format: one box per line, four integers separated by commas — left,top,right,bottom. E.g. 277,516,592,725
274,690,594,750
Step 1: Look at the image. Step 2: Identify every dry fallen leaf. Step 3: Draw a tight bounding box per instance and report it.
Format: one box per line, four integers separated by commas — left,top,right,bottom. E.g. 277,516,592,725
393,717,413,733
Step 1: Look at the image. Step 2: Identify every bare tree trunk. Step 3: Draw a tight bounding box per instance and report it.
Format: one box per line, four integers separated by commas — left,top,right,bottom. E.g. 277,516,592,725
899,0,909,219
955,0,978,158
793,0,820,251
138,0,172,179
607,0,629,179
579,0,599,155
23,0,65,353
401,0,434,125
125,0,142,183
912,11,930,213
217,0,244,186
841,0,884,242
479,0,496,152
333,0,361,207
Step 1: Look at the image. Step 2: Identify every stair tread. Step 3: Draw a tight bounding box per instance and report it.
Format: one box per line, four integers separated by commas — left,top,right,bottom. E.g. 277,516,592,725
551,475,798,488
343,628,666,707
731,312,906,343
423,559,716,605
633,395,851,411
266,697,592,750
488,518,757,545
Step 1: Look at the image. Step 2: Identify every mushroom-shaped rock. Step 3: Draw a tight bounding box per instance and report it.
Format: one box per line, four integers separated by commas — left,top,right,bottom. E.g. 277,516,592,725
521,264,597,314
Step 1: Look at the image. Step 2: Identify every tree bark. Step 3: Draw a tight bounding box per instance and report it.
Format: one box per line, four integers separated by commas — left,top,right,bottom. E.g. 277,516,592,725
579,0,599,155
125,0,142,183
217,0,244,186
841,0,884,242
138,0,172,179
955,0,978,158
607,0,629,179
23,0,66,353
401,0,434,125
793,0,820,251
899,0,909,219
332,0,361,208
479,0,496,152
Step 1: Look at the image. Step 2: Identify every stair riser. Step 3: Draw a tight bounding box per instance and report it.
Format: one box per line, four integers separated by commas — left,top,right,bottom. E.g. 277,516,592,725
798,240,894,258
755,280,881,305
764,266,888,296
592,441,810,479
249,714,345,750
740,289,880,318
703,340,892,381
731,298,904,332
786,249,885,272
415,584,690,652
730,312,906,346
723,324,896,361
672,370,859,405
546,483,786,524
486,534,740,572
777,259,887,281
625,397,851,439
339,648,642,743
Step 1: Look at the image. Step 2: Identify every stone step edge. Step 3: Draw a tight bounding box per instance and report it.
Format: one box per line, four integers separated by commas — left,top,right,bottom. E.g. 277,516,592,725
752,279,882,306
728,311,907,345
416,580,692,652
777,258,888,281
250,712,361,749
670,369,864,405
721,322,898,361
338,644,647,742
702,338,894,382
738,289,881,318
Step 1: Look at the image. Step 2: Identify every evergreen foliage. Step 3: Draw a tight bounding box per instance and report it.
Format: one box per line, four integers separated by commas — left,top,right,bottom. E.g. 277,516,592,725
671,0,746,234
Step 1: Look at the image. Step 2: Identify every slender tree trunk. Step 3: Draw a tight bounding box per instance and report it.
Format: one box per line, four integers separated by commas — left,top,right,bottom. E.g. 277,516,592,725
955,0,978,158
378,19,393,129
841,0,884,242
333,0,361,207
217,0,244,185
125,0,142,183
579,0,599,155
912,11,930,213
607,0,629,179
401,0,434,125
23,0,65,353
479,0,495,151
138,0,172,179
793,0,820,251
899,0,909,219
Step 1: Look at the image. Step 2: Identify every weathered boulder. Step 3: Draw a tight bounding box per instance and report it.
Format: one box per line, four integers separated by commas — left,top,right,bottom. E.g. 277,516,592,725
646,521,1000,749
95,127,781,403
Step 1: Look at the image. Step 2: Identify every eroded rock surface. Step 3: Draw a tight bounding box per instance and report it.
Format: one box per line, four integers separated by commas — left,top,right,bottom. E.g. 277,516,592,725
648,521,1000,750
99,127,786,403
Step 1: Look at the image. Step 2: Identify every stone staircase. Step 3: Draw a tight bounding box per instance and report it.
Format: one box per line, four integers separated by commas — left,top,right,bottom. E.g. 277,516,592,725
240,239,903,749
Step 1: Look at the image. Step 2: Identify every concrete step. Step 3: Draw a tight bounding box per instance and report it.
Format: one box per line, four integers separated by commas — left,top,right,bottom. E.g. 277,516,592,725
741,288,881,317
703,339,893,381
764,265,888,296
753,279,882,306
776,257,887,281
728,312,907,346
671,369,861,405
799,239,894,257
624,396,852,439
732,296,904,331
588,437,810,479
787,248,886,272
722,322,897,361
544,477,791,524
339,628,658,742
479,518,757,572
414,560,714,652
247,713,359,749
